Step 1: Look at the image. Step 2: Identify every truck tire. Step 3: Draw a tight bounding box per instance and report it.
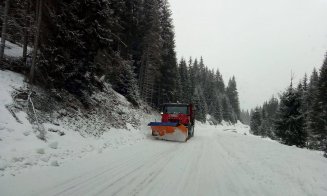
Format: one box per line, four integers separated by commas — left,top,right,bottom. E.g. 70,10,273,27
190,125,194,137
187,125,194,138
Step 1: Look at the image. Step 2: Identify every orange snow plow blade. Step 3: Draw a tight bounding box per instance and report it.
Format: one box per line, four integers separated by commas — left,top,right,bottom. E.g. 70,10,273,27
148,122,188,142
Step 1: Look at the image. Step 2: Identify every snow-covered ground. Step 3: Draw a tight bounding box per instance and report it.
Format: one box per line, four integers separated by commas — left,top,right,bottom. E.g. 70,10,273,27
0,122,327,196
1,70,327,196
0,38,31,58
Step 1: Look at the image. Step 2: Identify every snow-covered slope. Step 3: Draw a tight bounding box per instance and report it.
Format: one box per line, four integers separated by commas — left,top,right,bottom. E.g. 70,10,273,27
0,70,158,176
0,38,31,58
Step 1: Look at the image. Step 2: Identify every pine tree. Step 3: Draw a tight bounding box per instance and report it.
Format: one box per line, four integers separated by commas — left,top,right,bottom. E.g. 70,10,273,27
240,109,251,125
105,1,140,106
215,69,225,93
193,86,207,123
29,0,42,82
119,0,143,60
318,54,327,144
37,0,122,96
198,57,206,87
138,0,162,105
0,0,11,61
250,107,262,135
189,58,198,96
204,69,216,106
226,76,241,121
249,53,326,152
301,74,310,132
265,97,279,139
155,0,178,106
175,65,183,103
275,84,306,147
109,58,140,106
306,68,323,146
260,119,270,138
178,58,191,103
222,95,233,123
212,95,223,123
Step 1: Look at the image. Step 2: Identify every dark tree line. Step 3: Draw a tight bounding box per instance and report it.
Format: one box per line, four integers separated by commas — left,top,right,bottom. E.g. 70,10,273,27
1,0,241,124
250,54,327,157
240,109,251,125
0,0,35,63
176,57,240,123
250,97,279,139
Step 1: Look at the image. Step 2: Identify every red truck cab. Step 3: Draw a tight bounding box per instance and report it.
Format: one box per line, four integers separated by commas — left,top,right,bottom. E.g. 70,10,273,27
161,103,195,127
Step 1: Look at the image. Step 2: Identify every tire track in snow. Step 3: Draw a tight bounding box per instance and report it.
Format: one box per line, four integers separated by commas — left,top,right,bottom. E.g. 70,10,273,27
45,148,144,194
95,146,181,196
214,131,315,196
213,133,272,196
111,146,181,196
45,153,145,196
180,139,204,193
41,143,180,196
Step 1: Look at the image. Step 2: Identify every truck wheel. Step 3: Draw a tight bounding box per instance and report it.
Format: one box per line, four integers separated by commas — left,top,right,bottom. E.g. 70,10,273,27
185,131,189,142
187,124,192,139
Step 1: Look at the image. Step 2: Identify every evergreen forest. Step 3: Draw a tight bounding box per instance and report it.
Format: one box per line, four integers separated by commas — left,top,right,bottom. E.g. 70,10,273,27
0,0,241,124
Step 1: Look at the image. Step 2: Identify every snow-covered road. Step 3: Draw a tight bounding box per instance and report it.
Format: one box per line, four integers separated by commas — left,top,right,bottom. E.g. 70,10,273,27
1,125,327,196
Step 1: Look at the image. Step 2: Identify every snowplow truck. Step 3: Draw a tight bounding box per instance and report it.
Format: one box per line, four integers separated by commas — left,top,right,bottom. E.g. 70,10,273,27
148,103,195,142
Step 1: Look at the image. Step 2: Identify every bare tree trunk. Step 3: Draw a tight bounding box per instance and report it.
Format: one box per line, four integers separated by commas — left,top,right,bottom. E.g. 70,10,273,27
23,0,31,64
138,48,148,100
0,0,11,61
35,0,39,19
29,0,43,83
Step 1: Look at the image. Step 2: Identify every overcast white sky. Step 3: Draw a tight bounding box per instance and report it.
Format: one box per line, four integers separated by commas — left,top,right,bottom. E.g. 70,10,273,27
169,0,327,110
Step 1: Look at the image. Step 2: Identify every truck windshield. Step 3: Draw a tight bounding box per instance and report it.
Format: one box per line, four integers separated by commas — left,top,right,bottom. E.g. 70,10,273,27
163,106,188,114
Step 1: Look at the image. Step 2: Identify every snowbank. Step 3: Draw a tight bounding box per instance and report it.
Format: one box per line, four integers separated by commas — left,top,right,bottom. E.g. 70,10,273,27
203,115,251,135
0,70,158,177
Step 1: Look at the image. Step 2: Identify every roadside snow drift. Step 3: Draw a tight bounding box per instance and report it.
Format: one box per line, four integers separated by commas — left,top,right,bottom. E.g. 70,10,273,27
0,70,157,177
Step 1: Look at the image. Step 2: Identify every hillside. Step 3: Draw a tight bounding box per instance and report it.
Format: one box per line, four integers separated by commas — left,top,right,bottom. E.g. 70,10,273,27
0,70,157,176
